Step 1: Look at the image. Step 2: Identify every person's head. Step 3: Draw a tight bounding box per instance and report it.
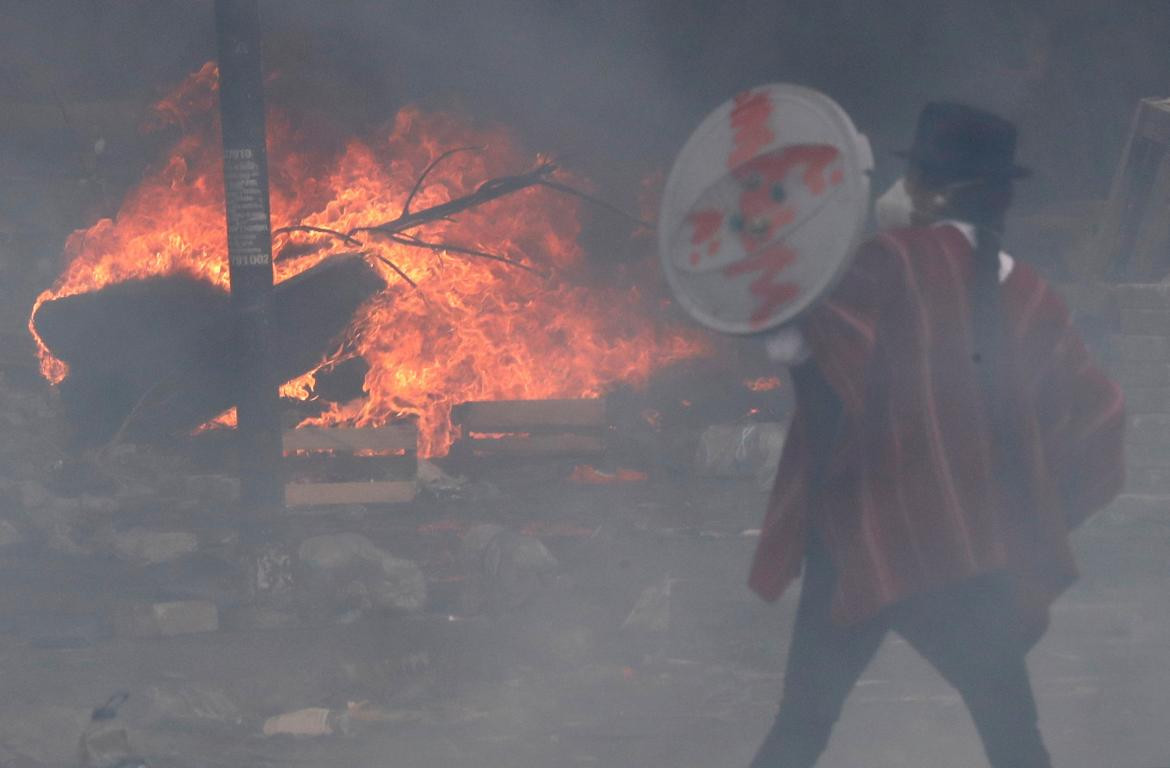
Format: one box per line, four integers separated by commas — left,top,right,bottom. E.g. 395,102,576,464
877,102,1028,230
903,162,1015,228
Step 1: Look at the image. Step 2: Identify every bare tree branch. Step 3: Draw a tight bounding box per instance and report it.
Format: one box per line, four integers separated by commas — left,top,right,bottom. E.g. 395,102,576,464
274,154,646,286
366,252,438,309
538,179,651,229
351,162,558,238
273,224,363,246
273,240,325,264
389,234,548,277
367,252,420,290
402,145,483,216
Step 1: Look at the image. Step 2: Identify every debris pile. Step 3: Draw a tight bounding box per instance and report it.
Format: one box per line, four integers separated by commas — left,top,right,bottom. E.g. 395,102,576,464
296,532,427,621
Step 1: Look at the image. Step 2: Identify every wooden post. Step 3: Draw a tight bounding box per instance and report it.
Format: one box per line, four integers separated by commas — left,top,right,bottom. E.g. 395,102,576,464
215,0,284,510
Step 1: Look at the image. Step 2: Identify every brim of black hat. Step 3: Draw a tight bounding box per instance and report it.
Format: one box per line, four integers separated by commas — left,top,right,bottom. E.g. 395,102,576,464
893,149,1031,179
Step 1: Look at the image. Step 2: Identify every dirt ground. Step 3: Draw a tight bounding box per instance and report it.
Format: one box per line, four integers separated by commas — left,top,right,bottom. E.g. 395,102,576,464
0,454,1165,768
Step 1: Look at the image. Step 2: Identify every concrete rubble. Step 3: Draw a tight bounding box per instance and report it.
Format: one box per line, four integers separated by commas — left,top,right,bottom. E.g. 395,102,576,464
459,523,559,614
78,694,146,768
140,684,245,731
0,335,1161,768
297,532,427,618
622,577,673,633
694,422,786,489
105,528,199,565
113,600,219,638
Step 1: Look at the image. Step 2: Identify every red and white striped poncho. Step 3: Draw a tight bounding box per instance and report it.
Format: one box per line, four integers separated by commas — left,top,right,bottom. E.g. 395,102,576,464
749,224,1126,625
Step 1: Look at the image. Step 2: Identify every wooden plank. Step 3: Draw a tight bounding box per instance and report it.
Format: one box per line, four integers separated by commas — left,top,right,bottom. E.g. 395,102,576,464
283,452,417,481
285,480,417,507
283,424,417,454
465,433,604,456
455,398,606,432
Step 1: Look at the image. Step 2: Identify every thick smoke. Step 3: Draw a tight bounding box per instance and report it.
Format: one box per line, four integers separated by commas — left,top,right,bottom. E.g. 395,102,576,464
0,3,1168,768
6,1,1170,217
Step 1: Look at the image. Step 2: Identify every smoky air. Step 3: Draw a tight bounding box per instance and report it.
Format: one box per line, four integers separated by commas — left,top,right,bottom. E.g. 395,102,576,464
0,1,1166,767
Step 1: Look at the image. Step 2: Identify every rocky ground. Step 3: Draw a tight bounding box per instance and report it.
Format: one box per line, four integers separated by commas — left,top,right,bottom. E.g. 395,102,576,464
0,374,1165,768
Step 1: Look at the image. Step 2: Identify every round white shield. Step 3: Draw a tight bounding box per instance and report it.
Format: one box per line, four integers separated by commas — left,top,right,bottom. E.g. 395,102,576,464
659,84,873,335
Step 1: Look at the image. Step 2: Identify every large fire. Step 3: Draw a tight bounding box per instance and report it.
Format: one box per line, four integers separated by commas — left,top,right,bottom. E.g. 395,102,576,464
30,63,707,455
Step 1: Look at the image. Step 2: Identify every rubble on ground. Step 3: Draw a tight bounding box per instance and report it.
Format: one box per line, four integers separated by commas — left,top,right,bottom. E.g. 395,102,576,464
140,684,245,732
104,528,199,565
296,532,427,619
112,600,219,638
459,524,559,614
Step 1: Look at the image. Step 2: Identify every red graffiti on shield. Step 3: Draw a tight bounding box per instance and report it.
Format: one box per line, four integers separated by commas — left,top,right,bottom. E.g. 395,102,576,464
727,145,842,325
682,87,846,327
686,139,845,327
729,89,776,170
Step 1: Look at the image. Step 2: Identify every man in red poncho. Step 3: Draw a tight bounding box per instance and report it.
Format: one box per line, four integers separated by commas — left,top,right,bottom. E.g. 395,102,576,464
749,103,1125,768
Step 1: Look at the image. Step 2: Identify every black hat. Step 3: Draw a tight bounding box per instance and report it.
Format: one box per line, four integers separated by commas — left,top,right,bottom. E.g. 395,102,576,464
896,102,1030,182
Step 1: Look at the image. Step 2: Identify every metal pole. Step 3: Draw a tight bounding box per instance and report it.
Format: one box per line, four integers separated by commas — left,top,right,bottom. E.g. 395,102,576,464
215,0,284,511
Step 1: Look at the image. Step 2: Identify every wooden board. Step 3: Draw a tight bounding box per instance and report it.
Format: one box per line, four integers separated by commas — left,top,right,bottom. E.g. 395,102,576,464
285,480,417,507
283,424,419,505
283,453,417,483
455,398,606,432
464,433,604,456
283,424,417,454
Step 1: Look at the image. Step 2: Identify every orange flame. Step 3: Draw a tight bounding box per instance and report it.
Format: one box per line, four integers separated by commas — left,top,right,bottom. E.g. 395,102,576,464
30,63,708,455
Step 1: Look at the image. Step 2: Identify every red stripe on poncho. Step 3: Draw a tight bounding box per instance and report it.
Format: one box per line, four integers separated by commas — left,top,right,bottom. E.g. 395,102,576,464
748,224,1125,625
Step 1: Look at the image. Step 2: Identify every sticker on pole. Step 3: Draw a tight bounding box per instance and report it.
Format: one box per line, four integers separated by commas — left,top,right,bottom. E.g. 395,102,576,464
659,84,873,334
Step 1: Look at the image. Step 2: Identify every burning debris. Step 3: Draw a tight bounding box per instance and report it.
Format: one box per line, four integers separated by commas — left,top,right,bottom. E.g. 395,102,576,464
33,253,385,443
28,63,708,456
0,4,1167,768
283,421,419,507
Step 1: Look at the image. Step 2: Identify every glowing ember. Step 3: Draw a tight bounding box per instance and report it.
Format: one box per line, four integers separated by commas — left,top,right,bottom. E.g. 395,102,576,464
30,63,708,455
744,376,782,392
640,408,663,430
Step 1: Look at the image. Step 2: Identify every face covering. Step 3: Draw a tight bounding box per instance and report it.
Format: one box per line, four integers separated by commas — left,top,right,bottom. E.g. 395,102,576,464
873,177,914,230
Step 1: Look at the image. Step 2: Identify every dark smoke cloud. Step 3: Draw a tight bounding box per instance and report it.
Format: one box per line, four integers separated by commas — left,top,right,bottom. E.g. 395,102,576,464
3,1,1170,222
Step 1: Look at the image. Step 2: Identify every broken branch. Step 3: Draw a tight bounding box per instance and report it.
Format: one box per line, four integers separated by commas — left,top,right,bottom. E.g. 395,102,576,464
538,179,651,229
402,145,483,216
388,234,547,277
274,155,645,282
352,162,558,238
273,224,363,247
367,252,420,290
